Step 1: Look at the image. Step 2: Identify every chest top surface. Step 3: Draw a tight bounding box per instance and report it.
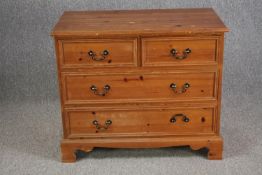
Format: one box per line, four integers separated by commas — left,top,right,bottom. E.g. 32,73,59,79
51,8,228,36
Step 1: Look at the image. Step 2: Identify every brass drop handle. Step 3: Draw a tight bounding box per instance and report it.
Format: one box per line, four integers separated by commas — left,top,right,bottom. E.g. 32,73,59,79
88,50,109,61
92,119,112,130
170,48,191,60
90,84,111,96
170,83,190,94
170,114,190,123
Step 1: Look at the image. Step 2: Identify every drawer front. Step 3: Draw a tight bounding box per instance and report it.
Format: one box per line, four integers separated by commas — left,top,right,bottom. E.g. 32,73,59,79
62,73,216,104
142,37,217,66
66,108,214,138
59,39,137,67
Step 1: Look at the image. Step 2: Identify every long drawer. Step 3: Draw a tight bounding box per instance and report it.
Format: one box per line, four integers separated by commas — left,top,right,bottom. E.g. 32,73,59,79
62,72,216,104
65,108,215,138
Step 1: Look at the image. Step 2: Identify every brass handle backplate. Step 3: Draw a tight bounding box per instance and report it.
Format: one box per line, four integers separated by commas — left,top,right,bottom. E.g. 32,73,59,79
170,48,191,60
170,114,190,123
92,119,112,130
90,84,111,96
170,83,190,94
88,50,109,61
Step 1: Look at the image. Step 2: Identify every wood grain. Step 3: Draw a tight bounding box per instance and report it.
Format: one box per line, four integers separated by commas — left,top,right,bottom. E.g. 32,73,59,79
142,37,217,66
62,72,216,103
52,8,229,37
60,39,137,68
51,8,228,162
66,107,214,138
61,136,223,162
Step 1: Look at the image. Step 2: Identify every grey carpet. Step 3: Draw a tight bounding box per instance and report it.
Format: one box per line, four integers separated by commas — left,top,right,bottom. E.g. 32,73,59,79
0,0,262,174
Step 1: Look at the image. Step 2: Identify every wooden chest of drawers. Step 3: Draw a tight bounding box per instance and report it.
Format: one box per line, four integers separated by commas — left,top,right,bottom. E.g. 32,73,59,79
51,8,228,162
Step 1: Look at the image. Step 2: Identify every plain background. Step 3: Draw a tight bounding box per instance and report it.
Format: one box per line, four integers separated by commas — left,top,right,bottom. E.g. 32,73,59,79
0,1,261,175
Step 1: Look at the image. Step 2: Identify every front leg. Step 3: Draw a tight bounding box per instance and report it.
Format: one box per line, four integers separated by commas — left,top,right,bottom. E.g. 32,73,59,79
207,139,223,160
61,142,93,163
61,143,77,163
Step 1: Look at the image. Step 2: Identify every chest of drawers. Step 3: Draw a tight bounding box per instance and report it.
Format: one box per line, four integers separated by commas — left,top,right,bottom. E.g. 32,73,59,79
51,8,228,162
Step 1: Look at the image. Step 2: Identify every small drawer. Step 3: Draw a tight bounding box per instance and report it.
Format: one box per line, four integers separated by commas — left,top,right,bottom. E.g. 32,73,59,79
142,37,217,66
65,108,215,138
59,39,137,67
62,72,216,104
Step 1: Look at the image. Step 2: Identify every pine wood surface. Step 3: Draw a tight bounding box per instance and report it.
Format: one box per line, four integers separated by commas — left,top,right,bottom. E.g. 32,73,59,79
62,73,216,103
52,8,228,162
66,108,214,138
52,8,228,36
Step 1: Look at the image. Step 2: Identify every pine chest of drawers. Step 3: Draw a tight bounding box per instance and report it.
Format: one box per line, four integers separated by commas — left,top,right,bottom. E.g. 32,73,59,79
51,8,228,162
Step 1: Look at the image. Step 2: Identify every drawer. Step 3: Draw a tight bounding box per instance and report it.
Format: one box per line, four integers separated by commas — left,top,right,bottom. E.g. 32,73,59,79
65,108,215,138
142,37,217,66
59,39,137,67
62,73,216,104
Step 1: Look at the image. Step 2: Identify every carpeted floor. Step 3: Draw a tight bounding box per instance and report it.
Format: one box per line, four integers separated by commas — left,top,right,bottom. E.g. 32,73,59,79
0,92,261,175
1,0,262,174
